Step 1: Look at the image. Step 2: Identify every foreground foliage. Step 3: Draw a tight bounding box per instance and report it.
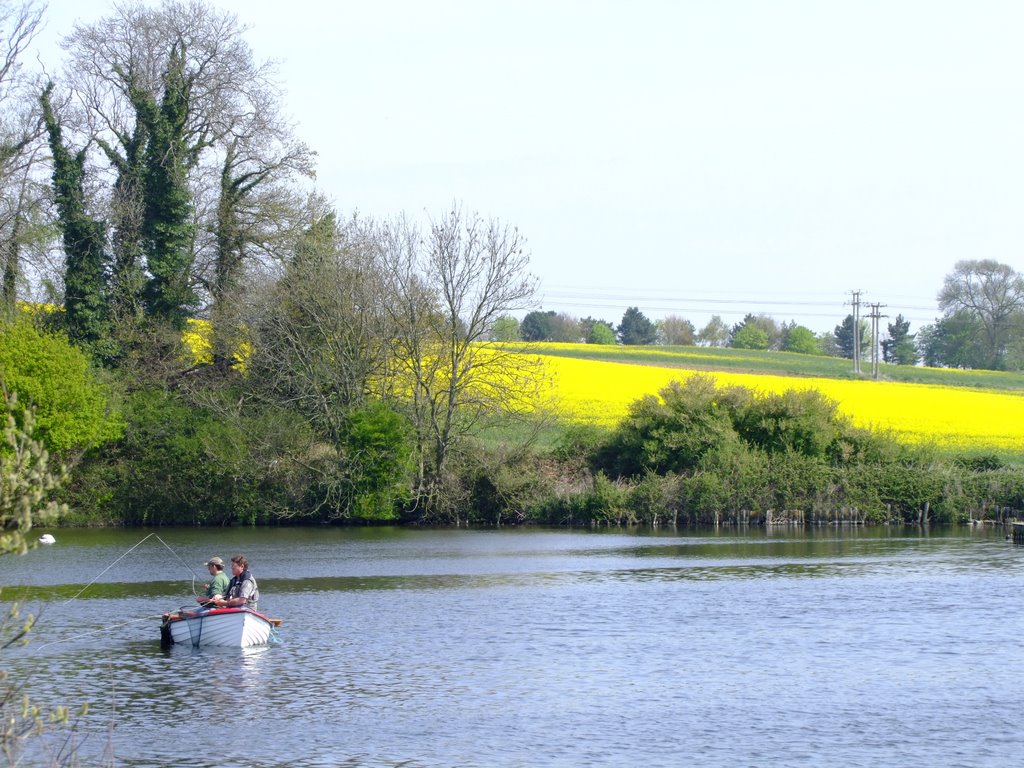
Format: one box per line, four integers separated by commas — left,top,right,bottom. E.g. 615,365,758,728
0,390,83,766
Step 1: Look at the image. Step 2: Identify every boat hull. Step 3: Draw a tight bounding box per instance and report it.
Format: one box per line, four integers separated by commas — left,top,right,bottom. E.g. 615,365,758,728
161,608,278,648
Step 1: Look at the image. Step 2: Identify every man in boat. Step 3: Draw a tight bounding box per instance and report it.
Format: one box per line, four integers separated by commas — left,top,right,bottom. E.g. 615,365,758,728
196,556,229,608
210,554,260,611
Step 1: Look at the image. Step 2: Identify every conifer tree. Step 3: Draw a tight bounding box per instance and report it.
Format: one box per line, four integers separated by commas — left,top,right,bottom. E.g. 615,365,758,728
881,314,917,365
618,306,657,345
39,83,111,352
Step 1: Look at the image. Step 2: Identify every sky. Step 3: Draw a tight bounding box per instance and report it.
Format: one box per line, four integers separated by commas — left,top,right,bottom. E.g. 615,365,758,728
28,0,1024,333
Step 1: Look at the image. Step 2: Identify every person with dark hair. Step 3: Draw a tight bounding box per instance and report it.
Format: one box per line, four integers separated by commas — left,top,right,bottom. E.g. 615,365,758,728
196,556,229,607
212,554,260,611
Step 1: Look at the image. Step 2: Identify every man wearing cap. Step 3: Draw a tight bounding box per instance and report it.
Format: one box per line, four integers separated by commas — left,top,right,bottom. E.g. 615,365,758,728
196,557,229,608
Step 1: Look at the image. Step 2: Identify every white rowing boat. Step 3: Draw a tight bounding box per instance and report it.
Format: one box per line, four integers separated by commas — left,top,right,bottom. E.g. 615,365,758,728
160,607,281,648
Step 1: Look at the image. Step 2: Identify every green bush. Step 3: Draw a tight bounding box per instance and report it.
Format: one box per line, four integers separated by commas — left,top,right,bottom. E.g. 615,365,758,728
563,472,632,525
0,320,122,455
734,389,844,458
627,471,681,526
338,402,412,521
594,375,745,477
104,390,246,525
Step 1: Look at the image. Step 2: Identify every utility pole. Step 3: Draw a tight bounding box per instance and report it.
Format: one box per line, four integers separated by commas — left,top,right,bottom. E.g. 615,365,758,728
867,302,888,379
849,290,862,374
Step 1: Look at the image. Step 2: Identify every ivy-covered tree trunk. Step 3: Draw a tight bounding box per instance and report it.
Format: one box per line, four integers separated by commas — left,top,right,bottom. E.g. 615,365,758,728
211,140,247,370
97,114,149,337
39,83,110,352
140,48,197,331
1,217,19,311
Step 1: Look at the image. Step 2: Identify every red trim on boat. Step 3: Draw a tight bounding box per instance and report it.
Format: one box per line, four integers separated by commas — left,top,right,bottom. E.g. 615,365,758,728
164,607,280,625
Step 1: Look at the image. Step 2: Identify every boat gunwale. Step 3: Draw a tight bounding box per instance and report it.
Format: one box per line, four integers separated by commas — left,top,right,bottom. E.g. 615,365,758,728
162,606,282,627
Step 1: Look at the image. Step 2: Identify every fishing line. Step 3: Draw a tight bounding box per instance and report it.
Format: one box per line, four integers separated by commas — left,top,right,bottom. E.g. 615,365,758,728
151,534,203,596
62,532,202,605
29,535,205,652
32,614,168,651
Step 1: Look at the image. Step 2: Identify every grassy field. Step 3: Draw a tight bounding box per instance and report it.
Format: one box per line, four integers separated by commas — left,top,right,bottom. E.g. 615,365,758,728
520,342,1024,391
507,343,1024,458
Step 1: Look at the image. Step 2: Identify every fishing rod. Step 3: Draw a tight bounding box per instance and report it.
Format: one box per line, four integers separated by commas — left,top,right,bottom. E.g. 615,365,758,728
27,534,206,651
62,532,203,605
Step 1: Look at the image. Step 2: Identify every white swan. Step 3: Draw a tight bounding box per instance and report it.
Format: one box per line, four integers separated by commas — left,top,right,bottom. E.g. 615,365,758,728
38,534,55,545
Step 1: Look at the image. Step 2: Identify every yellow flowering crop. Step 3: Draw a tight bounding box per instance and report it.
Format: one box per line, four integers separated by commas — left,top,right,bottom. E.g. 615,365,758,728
539,354,1024,452
182,319,250,370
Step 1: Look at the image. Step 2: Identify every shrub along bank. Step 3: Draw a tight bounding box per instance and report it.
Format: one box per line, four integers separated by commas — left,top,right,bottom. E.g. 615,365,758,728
53,373,1024,528
447,375,1024,527
20,346,1019,529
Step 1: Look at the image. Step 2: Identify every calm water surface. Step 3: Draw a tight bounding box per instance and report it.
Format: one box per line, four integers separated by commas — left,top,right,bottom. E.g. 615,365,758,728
1,525,1022,767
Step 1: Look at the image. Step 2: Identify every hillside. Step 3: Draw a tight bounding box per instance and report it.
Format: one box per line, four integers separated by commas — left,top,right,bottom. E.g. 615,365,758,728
503,343,1024,458
518,342,1024,391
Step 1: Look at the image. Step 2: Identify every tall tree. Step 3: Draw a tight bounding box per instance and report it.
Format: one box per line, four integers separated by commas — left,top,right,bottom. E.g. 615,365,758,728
581,316,615,344
547,312,581,342
782,323,820,355
208,112,314,368
139,46,197,328
938,259,1024,370
40,84,111,351
881,313,917,365
833,314,869,360
489,314,520,341
917,311,987,369
731,313,782,350
657,314,695,346
520,309,555,341
618,306,656,345
243,204,390,439
379,207,542,517
731,323,769,350
0,0,46,313
696,314,729,347
56,0,304,336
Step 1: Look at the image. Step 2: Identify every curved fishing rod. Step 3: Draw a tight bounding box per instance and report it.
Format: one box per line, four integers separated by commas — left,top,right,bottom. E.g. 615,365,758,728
24,534,205,653
62,532,203,605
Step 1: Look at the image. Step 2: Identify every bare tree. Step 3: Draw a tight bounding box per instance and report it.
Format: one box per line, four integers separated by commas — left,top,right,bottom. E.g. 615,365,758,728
233,201,405,518
658,314,695,346
242,201,392,440
54,0,313,335
379,206,544,517
201,84,315,368
0,0,42,121
0,0,47,312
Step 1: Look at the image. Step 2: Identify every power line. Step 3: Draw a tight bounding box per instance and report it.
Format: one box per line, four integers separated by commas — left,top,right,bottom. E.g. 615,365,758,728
534,297,936,326
537,286,939,320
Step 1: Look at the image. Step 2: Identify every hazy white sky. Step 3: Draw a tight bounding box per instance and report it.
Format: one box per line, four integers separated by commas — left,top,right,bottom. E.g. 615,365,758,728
32,0,1024,332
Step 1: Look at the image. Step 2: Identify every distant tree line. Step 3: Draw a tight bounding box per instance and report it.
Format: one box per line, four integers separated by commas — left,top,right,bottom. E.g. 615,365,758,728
505,258,1024,371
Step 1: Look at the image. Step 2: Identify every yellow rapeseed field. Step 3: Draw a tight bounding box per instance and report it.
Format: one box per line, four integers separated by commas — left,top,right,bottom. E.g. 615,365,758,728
539,354,1024,452
179,324,1023,452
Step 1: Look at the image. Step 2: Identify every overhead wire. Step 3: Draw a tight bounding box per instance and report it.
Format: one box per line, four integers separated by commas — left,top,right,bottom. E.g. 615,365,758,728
533,285,941,325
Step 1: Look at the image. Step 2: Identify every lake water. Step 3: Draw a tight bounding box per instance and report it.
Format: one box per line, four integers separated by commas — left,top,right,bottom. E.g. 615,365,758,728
1,525,1022,767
